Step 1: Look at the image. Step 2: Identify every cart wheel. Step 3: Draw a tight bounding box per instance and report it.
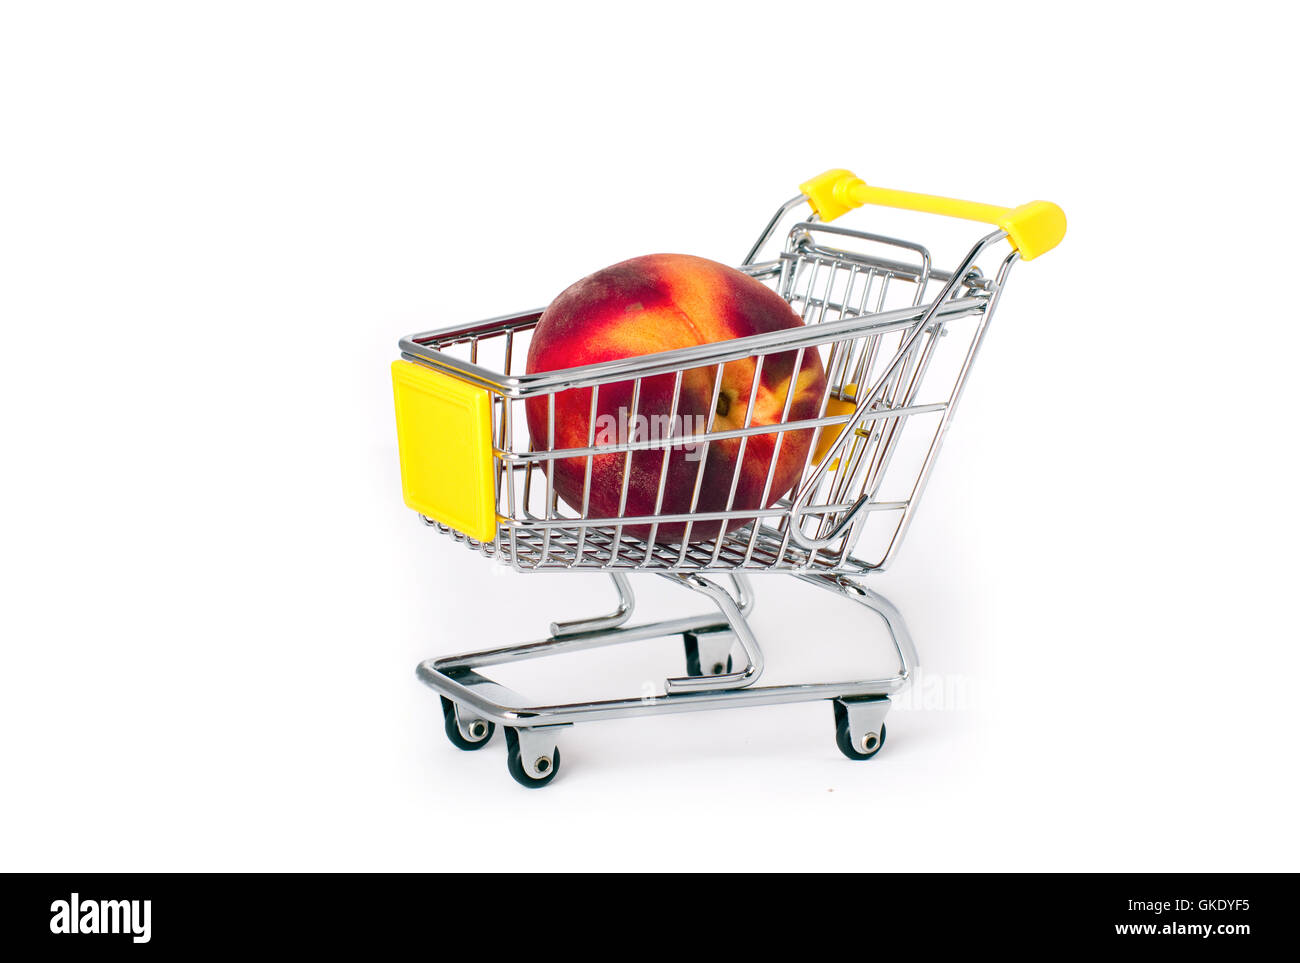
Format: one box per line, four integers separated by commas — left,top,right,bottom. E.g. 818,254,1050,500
505,727,561,788
683,632,734,677
833,701,886,760
440,696,494,751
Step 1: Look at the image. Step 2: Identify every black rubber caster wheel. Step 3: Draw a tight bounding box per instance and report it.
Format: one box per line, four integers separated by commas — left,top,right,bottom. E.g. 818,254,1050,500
683,632,734,677
504,727,561,788
440,696,494,751
833,701,886,760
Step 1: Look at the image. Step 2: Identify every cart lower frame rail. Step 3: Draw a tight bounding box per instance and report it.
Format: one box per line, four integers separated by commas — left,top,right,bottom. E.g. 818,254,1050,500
417,571,914,787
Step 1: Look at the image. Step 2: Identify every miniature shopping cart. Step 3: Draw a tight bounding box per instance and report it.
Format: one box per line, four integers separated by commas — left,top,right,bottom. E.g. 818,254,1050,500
392,169,1065,787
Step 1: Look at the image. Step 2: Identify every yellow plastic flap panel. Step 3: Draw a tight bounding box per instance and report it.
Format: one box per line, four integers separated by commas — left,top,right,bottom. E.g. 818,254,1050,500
391,360,496,542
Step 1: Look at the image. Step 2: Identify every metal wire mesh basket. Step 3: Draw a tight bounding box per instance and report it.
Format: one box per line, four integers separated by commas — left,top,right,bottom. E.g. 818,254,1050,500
399,200,1036,575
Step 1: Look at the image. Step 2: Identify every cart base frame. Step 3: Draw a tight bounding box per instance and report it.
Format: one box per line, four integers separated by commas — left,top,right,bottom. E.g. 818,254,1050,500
416,571,916,786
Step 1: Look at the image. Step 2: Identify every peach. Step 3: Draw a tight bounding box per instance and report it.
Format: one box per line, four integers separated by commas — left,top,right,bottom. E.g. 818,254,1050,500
525,253,826,543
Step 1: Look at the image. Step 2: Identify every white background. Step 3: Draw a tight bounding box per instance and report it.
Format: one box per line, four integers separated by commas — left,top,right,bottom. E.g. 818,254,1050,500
2,1,1297,871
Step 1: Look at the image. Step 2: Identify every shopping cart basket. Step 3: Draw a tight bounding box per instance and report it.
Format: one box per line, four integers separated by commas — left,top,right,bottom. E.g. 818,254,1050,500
392,168,1065,786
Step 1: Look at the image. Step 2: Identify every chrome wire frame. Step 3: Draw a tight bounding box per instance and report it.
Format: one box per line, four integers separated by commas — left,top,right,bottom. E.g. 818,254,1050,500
399,200,1019,577
417,569,916,722
406,195,1024,762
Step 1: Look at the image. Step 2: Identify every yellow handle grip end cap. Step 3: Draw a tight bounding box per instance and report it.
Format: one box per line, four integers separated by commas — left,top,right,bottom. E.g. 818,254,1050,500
997,200,1066,261
799,169,866,223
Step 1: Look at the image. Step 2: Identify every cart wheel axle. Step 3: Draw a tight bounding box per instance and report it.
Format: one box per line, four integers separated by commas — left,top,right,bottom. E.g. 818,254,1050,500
683,629,735,677
440,696,495,751
832,697,889,761
505,726,562,788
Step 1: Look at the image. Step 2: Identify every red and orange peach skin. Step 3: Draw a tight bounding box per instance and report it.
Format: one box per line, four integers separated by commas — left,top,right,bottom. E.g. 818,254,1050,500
525,254,826,544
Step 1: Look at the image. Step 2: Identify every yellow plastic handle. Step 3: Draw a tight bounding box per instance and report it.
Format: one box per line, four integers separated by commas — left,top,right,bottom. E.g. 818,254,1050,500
799,169,1066,260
